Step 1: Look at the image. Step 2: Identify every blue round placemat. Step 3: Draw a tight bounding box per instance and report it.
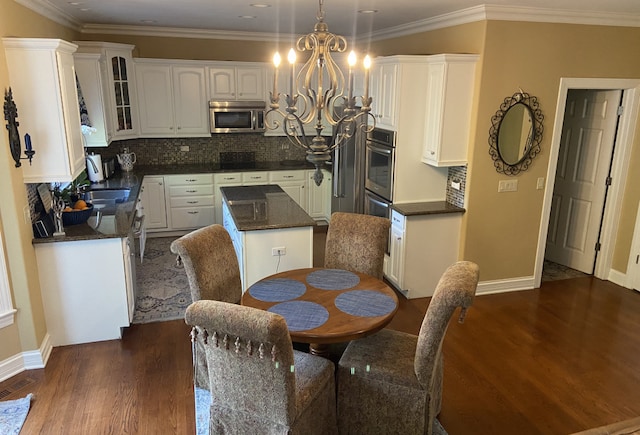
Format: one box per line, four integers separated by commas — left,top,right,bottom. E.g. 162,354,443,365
248,278,307,302
306,269,360,290
335,290,397,317
268,301,329,331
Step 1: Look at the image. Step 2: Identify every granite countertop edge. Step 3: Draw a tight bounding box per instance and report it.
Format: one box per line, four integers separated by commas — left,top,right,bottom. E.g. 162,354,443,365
391,200,466,216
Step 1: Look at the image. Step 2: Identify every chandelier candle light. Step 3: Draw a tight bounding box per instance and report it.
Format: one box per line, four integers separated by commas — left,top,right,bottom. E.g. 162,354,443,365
266,0,375,185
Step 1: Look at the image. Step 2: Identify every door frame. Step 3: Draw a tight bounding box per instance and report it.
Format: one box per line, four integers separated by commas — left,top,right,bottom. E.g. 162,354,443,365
534,78,640,288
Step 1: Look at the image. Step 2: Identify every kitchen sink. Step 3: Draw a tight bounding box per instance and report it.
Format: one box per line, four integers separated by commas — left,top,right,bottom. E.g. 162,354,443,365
82,188,131,206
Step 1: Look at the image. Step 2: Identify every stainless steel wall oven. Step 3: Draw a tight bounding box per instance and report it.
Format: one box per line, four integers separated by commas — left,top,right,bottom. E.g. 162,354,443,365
365,127,396,202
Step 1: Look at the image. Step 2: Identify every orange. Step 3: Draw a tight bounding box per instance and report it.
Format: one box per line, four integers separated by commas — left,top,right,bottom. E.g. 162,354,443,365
73,199,87,210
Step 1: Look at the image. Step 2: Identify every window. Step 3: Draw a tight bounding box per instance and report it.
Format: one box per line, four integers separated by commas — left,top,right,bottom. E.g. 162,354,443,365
0,228,17,328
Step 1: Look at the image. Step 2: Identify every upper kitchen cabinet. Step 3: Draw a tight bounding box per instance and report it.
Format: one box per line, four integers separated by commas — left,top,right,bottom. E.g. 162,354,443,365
3,38,85,183
369,61,398,130
74,42,139,140
421,54,478,167
208,64,265,101
135,59,209,137
74,53,110,147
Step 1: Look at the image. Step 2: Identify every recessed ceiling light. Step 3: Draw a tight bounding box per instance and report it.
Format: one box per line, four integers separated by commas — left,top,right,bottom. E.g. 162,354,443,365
140,19,157,24
238,15,257,19
250,4,271,8
358,9,378,14
67,1,83,5
79,8,90,11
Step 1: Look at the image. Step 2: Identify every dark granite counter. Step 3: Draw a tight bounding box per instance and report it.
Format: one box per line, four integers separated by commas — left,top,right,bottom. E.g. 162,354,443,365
31,159,314,244
391,201,465,216
220,185,316,231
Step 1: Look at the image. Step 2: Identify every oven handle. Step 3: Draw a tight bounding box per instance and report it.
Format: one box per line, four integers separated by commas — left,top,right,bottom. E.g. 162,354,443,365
367,142,393,155
367,194,390,209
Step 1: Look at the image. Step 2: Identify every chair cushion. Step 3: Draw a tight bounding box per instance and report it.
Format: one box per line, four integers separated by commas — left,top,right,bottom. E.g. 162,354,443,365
293,350,335,418
339,329,419,388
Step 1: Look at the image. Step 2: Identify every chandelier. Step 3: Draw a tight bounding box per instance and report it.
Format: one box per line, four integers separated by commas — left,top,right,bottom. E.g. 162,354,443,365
265,0,375,185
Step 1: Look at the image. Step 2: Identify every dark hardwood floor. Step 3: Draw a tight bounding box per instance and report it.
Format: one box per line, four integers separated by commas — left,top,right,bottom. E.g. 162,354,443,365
3,276,640,434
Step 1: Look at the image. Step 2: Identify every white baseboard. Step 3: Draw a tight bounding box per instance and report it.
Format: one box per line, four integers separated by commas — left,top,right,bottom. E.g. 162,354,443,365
0,333,52,383
476,276,536,295
607,268,628,288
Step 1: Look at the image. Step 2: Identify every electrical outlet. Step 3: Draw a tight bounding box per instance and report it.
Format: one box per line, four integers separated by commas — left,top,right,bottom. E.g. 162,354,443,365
498,179,518,192
272,247,286,256
180,145,189,152
451,180,461,190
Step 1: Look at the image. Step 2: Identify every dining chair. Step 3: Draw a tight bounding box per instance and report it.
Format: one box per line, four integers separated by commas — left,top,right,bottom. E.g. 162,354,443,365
336,260,480,435
171,224,242,392
324,212,391,279
185,299,338,435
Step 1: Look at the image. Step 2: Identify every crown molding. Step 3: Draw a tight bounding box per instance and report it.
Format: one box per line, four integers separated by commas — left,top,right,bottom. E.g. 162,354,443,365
80,23,299,43
14,0,82,31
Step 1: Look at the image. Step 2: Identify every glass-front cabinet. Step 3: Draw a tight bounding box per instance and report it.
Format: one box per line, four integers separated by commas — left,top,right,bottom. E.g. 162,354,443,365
74,41,139,141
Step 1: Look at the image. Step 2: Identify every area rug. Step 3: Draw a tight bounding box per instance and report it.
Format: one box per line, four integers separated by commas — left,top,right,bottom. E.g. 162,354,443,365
0,393,33,434
132,237,191,324
194,387,447,434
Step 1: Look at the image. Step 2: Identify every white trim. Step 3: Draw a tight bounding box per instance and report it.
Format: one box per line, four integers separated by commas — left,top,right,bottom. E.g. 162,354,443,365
15,1,640,43
0,333,52,383
0,226,16,329
13,0,82,31
476,276,536,295
534,78,640,288
625,202,640,289
608,268,627,288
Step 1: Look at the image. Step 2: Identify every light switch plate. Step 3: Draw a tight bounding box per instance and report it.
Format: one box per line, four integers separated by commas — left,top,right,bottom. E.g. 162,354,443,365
536,177,545,190
498,179,518,192
180,145,189,152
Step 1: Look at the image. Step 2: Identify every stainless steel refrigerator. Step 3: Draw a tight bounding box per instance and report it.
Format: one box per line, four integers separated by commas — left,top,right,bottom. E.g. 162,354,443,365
331,112,366,214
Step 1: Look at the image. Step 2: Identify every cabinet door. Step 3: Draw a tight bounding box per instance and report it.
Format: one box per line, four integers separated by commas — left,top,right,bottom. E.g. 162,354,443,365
136,64,174,136
307,169,331,219
141,176,167,229
377,63,398,129
57,50,86,180
173,66,209,135
387,224,405,288
74,54,110,147
106,50,138,138
214,172,243,224
236,67,264,100
208,67,236,100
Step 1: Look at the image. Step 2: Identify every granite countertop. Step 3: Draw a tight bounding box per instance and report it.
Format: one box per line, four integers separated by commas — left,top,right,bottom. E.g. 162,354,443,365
391,200,465,216
220,185,316,231
32,160,314,244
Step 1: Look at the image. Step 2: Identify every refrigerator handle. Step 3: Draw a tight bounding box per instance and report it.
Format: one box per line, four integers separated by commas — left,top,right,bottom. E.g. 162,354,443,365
333,145,341,198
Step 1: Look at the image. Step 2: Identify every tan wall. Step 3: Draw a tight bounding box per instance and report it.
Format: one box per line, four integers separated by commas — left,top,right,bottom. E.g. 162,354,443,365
372,21,640,280
0,0,79,361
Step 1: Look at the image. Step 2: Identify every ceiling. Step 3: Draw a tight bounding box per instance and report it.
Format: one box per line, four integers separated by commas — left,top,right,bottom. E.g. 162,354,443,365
21,0,640,40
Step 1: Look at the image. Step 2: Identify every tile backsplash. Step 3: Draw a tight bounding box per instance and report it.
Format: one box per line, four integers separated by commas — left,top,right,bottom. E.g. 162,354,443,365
446,165,467,208
96,134,307,166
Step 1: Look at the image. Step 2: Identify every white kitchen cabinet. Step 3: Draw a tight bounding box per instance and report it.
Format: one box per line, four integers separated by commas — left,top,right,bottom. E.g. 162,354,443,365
306,169,332,221
421,54,478,167
35,237,132,345
384,208,462,299
242,171,269,185
222,200,313,291
135,60,209,137
165,174,215,230
3,38,85,183
269,170,307,209
74,53,110,148
140,176,167,231
208,64,265,101
214,172,243,224
369,61,398,130
74,42,139,140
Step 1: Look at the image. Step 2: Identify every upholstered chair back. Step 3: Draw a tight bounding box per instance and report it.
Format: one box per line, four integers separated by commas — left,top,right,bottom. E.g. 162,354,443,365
324,212,390,279
186,300,297,431
170,224,241,304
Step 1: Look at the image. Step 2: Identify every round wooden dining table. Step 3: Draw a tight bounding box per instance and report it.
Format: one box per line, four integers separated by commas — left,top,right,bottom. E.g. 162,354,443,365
242,267,399,357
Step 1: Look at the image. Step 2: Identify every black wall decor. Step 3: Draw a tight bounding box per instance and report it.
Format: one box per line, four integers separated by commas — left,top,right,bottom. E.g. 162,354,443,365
4,87,35,167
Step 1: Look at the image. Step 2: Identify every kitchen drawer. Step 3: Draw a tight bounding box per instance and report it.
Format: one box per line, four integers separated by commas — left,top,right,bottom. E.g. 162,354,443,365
214,172,242,184
165,173,213,186
169,195,215,208
169,184,214,197
242,171,268,184
391,209,406,231
170,206,215,229
269,170,305,182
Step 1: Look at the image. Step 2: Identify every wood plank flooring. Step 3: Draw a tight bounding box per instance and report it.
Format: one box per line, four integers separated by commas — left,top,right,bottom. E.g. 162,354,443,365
2,276,640,434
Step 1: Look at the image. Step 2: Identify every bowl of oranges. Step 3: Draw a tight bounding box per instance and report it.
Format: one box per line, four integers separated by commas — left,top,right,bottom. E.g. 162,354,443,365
62,199,94,226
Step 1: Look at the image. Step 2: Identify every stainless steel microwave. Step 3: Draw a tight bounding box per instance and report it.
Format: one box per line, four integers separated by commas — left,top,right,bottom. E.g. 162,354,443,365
209,100,266,133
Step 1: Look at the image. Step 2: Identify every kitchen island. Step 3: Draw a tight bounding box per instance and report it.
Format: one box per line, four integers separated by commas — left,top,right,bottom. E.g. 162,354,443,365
220,185,316,291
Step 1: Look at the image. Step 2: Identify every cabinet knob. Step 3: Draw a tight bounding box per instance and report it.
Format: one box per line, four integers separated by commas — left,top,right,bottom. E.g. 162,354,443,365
169,126,174,130
177,126,182,130
430,151,435,155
